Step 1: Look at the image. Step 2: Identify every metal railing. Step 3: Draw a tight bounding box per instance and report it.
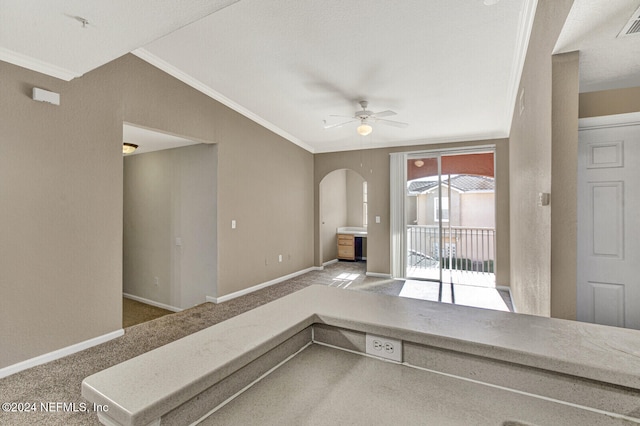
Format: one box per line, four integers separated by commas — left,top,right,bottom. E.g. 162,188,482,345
407,225,495,273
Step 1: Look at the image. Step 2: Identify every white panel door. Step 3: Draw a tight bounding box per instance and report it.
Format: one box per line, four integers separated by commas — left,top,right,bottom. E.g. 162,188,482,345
577,122,640,329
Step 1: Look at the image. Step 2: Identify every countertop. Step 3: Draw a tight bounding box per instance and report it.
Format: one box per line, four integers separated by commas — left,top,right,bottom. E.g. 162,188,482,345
82,285,640,426
337,226,367,236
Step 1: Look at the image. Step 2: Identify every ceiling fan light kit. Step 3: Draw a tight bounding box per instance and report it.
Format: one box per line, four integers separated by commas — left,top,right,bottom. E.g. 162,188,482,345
324,100,408,136
357,123,373,136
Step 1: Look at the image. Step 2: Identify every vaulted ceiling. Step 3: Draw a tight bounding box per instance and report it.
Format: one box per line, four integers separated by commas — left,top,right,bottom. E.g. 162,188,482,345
2,0,639,153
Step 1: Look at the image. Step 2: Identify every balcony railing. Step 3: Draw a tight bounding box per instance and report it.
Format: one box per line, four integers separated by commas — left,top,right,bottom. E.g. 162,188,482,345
407,225,495,273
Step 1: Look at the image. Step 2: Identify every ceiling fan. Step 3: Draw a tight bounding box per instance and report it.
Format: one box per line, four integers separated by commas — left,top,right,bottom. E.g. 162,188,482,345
324,101,408,136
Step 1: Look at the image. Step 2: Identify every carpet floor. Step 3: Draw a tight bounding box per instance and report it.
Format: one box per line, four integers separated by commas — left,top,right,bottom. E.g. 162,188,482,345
0,261,508,425
0,262,379,425
122,297,174,328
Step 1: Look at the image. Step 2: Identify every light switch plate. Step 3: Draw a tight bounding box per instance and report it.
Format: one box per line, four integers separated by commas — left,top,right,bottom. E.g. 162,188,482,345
538,192,550,206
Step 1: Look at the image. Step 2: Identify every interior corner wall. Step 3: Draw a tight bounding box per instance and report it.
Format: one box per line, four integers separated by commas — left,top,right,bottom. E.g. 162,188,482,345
0,53,314,370
314,138,510,286
123,144,217,310
507,0,574,317
551,51,579,320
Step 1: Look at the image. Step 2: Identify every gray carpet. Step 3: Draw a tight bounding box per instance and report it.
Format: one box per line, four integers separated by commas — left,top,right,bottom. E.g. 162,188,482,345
0,261,387,426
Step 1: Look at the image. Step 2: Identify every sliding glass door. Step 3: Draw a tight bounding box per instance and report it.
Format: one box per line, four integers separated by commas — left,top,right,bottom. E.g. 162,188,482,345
396,148,496,287
406,154,443,283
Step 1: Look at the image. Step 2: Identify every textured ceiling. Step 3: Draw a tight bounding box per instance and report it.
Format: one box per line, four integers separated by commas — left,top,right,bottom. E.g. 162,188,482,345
556,0,640,92
2,1,637,153
0,0,238,80
137,0,534,152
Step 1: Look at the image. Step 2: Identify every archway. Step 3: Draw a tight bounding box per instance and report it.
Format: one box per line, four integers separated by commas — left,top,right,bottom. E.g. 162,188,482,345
319,168,367,266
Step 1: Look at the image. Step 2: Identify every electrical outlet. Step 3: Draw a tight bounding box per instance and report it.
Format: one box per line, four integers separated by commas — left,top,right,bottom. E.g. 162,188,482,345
365,334,402,362
278,254,282,262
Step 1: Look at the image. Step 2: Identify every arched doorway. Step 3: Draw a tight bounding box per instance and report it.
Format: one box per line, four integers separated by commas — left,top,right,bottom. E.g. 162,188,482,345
319,169,367,267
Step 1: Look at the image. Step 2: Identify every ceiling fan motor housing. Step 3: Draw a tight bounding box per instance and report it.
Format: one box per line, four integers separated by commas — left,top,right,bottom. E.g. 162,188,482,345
356,110,372,120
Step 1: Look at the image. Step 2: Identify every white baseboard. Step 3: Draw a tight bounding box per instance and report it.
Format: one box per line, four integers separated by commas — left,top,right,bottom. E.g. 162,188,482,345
123,293,182,312
323,259,338,267
366,272,393,278
0,329,124,379
207,266,323,304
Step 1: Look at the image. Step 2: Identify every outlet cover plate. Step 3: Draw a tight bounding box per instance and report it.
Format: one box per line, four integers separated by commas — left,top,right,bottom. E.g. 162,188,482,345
365,333,402,362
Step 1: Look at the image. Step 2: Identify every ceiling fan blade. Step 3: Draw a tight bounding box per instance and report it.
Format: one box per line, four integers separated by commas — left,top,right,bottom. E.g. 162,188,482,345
329,114,356,119
371,110,396,118
375,118,409,128
324,119,357,129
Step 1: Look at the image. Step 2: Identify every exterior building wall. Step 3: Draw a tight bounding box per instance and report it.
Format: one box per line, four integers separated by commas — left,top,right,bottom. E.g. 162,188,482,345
461,192,495,228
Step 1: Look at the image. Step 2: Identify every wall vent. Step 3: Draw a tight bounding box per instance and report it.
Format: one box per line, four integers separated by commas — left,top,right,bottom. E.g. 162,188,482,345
618,5,640,37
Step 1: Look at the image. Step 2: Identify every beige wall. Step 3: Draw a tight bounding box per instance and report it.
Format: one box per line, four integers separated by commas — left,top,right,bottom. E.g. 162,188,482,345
114,56,315,298
551,51,579,320
123,144,217,309
508,0,574,317
314,139,510,286
0,61,124,369
0,54,314,369
346,170,365,227
579,86,640,118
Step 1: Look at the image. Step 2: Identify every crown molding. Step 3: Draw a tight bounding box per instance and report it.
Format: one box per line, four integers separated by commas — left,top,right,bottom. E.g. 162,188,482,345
504,0,539,129
0,47,81,81
132,48,316,153
578,111,640,130
313,131,507,154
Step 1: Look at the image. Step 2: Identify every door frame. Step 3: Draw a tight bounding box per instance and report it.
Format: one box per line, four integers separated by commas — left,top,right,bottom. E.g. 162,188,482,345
578,111,640,132
577,111,640,327
390,144,496,280
406,152,443,283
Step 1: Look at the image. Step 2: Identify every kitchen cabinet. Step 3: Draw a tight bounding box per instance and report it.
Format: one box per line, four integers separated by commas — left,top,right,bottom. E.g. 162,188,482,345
337,234,355,260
